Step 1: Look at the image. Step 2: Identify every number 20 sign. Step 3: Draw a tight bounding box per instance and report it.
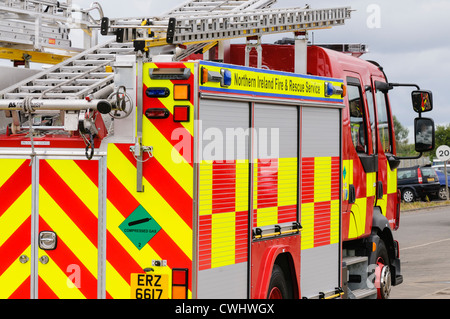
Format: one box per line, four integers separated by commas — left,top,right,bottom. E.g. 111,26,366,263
436,145,450,161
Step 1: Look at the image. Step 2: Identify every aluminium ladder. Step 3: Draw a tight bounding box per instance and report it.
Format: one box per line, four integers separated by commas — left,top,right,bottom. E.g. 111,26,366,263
0,39,134,101
0,0,352,135
164,6,351,46
0,0,102,56
0,0,352,110
102,0,278,61
102,4,351,61
160,0,277,60
0,0,280,107
160,0,276,17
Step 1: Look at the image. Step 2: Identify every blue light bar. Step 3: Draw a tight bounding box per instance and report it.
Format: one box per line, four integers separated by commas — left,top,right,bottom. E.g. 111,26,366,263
221,69,232,87
146,87,170,98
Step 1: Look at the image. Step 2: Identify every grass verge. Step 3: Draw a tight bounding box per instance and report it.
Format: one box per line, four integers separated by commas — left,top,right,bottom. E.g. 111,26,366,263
401,199,450,212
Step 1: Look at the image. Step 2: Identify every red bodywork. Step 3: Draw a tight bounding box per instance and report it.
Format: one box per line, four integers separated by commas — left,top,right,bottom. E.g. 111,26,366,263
229,44,400,241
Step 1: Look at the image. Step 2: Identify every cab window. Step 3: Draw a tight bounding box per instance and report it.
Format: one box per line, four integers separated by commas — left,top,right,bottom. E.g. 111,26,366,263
366,88,377,154
375,89,393,153
347,77,368,154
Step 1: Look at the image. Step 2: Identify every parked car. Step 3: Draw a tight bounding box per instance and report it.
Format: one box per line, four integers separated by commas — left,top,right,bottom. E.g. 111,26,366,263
434,170,450,200
397,166,440,202
432,164,450,174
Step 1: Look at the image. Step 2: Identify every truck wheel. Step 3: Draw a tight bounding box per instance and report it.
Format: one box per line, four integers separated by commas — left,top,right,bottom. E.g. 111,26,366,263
402,189,415,203
267,264,291,299
373,240,391,299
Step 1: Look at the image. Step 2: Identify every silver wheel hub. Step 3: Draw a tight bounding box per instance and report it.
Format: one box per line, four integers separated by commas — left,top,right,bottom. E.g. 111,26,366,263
379,265,392,299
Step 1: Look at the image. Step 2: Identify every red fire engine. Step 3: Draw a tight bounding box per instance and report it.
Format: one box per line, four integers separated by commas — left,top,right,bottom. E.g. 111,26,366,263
0,0,434,299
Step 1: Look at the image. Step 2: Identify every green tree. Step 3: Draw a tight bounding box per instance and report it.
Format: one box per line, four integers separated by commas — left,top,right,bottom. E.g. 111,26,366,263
393,116,414,156
435,124,450,146
430,124,450,160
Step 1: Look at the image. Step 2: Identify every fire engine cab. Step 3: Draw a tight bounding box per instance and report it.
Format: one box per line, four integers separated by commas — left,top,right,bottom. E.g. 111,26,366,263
0,0,434,299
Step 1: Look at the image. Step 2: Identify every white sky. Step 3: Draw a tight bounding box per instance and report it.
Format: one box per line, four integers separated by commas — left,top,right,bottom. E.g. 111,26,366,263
8,0,450,140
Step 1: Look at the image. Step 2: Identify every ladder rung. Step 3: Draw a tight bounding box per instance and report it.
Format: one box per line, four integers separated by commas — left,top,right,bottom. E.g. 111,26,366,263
34,78,105,85
162,0,271,17
58,65,110,72
46,72,112,78
97,47,135,54
84,54,117,60
72,59,115,65
107,42,134,48
19,85,93,92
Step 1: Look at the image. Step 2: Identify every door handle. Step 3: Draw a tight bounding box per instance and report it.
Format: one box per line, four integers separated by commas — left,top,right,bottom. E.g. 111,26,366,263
39,231,57,250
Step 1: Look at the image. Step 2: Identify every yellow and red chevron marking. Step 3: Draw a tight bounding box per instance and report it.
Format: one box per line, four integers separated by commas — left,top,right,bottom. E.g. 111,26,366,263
253,158,298,228
0,159,32,299
0,158,100,299
300,157,340,250
198,160,249,270
106,144,193,298
38,159,100,299
104,62,194,298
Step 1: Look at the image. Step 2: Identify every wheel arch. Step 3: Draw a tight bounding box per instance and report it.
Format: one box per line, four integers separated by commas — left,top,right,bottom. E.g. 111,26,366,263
369,207,397,269
251,242,300,299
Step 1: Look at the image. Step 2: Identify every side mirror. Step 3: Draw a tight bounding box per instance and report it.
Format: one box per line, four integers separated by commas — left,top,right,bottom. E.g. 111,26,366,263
412,90,433,113
414,117,435,152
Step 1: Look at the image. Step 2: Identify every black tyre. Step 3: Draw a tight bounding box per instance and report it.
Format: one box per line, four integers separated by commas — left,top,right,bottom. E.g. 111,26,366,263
371,239,391,299
267,264,292,299
438,186,449,200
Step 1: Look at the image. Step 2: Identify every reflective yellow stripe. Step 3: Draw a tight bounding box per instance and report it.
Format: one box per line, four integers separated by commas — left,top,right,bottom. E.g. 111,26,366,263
366,172,376,197
353,197,367,237
348,211,359,239
387,161,397,194
199,160,213,216
38,252,86,299
211,211,235,268
108,144,192,258
235,160,249,212
256,206,277,228
0,186,31,247
300,202,315,250
0,159,25,186
278,157,297,206
314,157,331,202
0,247,30,299
330,199,340,244
46,160,99,217
377,197,387,217
342,160,353,200
105,261,130,299
39,187,98,279
142,118,193,196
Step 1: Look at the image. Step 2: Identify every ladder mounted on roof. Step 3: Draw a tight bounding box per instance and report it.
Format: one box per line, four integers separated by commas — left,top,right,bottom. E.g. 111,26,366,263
161,0,277,16
0,0,352,162
100,1,351,61
0,0,104,65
